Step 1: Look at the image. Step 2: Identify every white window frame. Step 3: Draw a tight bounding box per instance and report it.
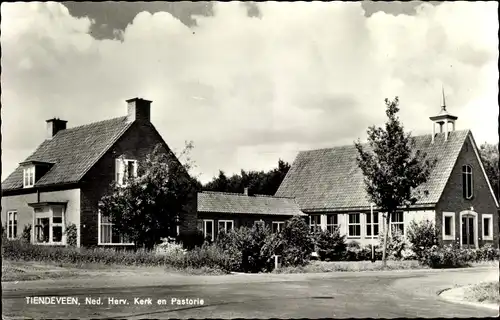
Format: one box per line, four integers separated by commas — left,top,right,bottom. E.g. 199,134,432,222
218,220,234,233
390,212,405,235
23,166,35,188
462,165,473,200
347,213,361,238
97,210,134,246
310,215,321,233
203,219,215,241
365,212,379,238
272,221,285,233
33,206,66,245
482,214,493,241
326,214,339,233
442,212,455,240
7,210,18,239
115,158,138,187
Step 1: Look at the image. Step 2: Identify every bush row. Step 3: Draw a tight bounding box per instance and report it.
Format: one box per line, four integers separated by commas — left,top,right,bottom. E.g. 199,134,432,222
312,219,500,266
1,239,233,273
419,244,499,268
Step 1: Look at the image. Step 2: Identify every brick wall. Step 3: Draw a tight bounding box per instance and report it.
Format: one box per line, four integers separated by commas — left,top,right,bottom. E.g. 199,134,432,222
79,119,196,247
435,134,499,248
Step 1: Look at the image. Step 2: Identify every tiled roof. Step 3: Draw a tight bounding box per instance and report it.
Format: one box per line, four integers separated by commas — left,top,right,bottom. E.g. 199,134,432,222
275,130,470,212
197,191,306,216
2,117,132,190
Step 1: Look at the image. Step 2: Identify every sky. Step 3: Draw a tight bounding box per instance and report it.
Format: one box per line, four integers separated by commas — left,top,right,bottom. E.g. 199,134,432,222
1,1,498,184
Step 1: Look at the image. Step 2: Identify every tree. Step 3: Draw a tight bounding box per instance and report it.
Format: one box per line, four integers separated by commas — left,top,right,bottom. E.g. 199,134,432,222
98,142,200,250
354,97,435,266
203,159,291,195
479,142,499,201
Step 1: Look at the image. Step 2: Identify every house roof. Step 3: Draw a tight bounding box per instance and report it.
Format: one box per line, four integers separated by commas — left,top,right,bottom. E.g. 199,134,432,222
2,116,132,190
275,130,470,212
197,191,306,216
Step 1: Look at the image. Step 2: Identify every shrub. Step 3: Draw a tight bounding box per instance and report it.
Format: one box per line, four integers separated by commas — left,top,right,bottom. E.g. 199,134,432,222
261,232,285,271
65,224,77,247
21,224,32,243
476,244,500,261
314,228,346,261
178,230,205,250
406,219,439,259
419,244,471,268
215,225,271,273
346,240,361,249
155,239,187,256
378,228,410,260
342,244,382,261
278,216,315,267
180,244,232,272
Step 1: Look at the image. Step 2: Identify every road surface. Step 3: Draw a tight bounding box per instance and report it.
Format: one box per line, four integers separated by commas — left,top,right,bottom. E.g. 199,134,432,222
2,267,498,319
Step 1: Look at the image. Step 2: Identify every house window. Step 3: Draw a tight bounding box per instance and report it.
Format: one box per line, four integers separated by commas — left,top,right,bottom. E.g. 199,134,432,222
326,214,339,233
272,221,285,233
204,220,214,241
390,212,404,235
7,211,18,239
482,214,493,240
218,220,234,233
348,213,361,237
23,166,35,188
366,212,379,237
34,206,65,245
310,215,321,233
98,210,133,245
462,165,473,199
115,158,138,186
442,212,455,240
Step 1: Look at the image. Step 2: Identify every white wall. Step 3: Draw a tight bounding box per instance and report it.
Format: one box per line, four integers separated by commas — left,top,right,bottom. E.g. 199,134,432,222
315,210,435,246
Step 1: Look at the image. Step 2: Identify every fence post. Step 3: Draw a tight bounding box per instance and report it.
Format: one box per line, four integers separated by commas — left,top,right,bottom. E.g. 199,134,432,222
273,254,281,270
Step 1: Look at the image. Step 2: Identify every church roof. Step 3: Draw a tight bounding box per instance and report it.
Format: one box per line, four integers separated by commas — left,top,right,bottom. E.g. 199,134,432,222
275,130,471,212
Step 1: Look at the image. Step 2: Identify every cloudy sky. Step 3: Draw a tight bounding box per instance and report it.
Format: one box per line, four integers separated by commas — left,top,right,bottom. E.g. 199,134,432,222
1,1,498,184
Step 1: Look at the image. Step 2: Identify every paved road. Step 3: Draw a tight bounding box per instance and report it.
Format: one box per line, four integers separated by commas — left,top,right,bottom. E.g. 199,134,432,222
2,267,498,319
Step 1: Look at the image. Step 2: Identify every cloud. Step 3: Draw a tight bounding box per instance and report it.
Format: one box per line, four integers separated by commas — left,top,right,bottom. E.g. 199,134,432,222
1,1,498,184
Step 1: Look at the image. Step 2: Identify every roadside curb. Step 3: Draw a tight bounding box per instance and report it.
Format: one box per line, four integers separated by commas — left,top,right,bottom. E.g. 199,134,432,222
439,285,499,311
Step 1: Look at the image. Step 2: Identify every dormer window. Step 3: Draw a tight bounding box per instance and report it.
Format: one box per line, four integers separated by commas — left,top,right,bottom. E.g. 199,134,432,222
115,158,138,186
462,165,473,199
23,166,35,188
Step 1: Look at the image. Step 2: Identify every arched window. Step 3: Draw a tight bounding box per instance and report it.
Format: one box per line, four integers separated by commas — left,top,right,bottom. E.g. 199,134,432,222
462,165,473,199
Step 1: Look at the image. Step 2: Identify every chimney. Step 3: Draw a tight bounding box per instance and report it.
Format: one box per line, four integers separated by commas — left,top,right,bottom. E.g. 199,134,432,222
243,187,249,196
126,98,151,123
46,118,67,139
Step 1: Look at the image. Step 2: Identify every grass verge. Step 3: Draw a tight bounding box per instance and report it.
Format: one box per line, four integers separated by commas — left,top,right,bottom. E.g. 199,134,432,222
463,281,500,304
273,260,427,273
1,259,229,282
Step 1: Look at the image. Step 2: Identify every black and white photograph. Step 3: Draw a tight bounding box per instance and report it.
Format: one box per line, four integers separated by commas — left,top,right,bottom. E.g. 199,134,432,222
1,1,499,318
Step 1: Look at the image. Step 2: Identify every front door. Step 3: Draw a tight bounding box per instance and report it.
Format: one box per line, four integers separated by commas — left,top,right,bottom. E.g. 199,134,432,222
461,215,475,248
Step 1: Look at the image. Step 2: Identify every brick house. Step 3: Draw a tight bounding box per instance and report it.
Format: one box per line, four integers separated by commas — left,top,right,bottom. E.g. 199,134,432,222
1,98,194,247
197,188,305,240
275,105,499,248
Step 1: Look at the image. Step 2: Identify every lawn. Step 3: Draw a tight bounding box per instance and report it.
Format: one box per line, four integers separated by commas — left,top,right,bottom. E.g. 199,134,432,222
463,281,500,304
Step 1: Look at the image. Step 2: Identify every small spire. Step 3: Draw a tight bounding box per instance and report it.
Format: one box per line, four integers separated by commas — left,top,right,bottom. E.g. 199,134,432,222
441,85,447,111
